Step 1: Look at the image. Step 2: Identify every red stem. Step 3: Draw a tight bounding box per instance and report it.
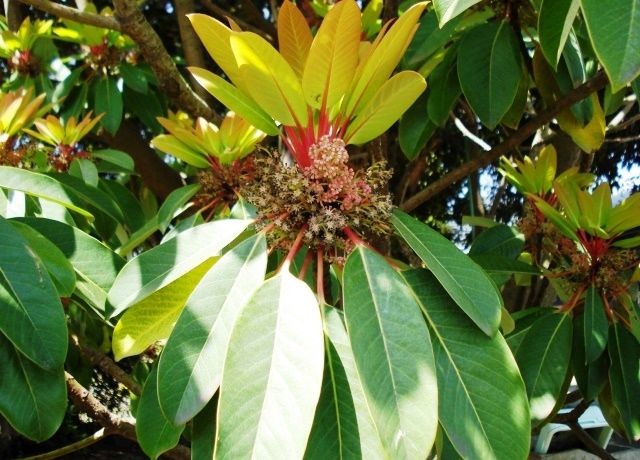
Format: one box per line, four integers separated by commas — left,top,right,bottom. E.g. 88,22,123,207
281,224,308,271
298,249,314,280
317,247,325,304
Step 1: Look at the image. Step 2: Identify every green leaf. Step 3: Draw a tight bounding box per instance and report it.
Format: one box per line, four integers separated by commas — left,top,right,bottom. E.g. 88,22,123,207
94,76,123,135
0,167,93,218
0,217,67,370
157,184,201,232
0,334,66,442
120,62,148,94
458,21,524,129
538,0,580,67
433,0,482,26
403,10,462,69
122,87,164,134
191,396,217,460
399,91,435,160
322,306,386,459
509,312,572,425
608,322,640,440
469,224,524,258
581,0,640,91
427,46,461,126
215,271,324,459
92,149,135,173
7,220,76,297
112,258,216,361
69,159,99,187
136,366,185,459
343,248,437,459
157,234,267,425
571,313,608,401
583,286,609,363
392,210,502,336
108,219,251,317
402,269,530,460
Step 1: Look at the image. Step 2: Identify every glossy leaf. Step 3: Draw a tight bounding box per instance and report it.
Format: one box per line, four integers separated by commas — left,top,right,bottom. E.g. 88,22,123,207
278,0,313,77
345,71,426,144
402,269,530,460
458,21,523,129
136,366,185,459
158,235,267,425
112,258,215,361
0,217,67,370
302,0,360,110
469,224,524,259
427,46,460,126
433,0,482,26
94,76,123,135
0,334,66,442
392,210,502,336
538,0,580,67
509,312,572,425
157,183,201,232
0,166,93,218
108,219,251,317
571,314,608,401
150,134,210,168
343,247,437,460
403,10,462,69
608,323,640,440
231,32,308,127
322,306,386,459
581,0,640,91
399,91,435,160
583,286,609,363
215,271,324,459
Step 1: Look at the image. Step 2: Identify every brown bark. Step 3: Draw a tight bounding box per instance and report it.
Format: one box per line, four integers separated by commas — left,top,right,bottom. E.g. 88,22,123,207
19,0,120,30
174,0,211,102
400,71,609,212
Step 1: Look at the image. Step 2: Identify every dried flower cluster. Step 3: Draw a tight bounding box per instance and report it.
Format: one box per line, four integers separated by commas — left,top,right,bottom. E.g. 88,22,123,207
243,136,393,261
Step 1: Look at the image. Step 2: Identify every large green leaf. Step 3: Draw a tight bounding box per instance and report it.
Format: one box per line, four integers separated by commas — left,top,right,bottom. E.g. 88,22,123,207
305,309,361,460
343,247,437,460
402,269,530,460
0,167,93,218
538,0,580,67
571,313,608,401
94,76,123,135
392,210,502,336
399,92,435,160
0,335,66,442
108,219,251,317
157,235,267,425
191,396,218,460
508,312,572,425
17,217,125,315
322,306,386,459
215,271,324,459
0,217,67,370
136,366,185,460
457,21,523,129
433,0,482,26
112,258,216,361
427,46,461,126
469,224,524,258
608,323,640,440
403,10,462,69
583,286,609,363
7,220,76,297
581,0,640,91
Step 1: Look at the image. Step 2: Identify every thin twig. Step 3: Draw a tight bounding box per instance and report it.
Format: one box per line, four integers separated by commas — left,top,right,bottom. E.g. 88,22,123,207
400,71,609,212
19,0,121,30
566,422,615,460
19,428,108,460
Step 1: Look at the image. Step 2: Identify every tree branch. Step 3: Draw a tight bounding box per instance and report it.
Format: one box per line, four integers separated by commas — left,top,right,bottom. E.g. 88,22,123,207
174,0,210,101
65,371,190,460
112,0,214,120
400,71,609,212
19,0,121,31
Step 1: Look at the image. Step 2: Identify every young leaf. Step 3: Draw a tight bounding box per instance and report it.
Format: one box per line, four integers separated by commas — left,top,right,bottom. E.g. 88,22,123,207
392,210,502,336
343,247,437,460
581,0,640,91
150,134,210,168
402,270,530,460
302,0,360,110
215,271,324,459
278,0,313,78
0,334,66,442
157,234,267,426
583,286,609,363
0,217,67,371
458,21,523,129
108,219,251,317
538,0,580,67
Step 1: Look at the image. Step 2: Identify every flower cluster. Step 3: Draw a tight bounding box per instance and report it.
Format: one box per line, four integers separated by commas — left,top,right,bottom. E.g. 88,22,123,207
244,135,393,262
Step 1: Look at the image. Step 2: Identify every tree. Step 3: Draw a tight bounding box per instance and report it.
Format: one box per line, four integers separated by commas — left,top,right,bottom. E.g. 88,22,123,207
0,0,639,458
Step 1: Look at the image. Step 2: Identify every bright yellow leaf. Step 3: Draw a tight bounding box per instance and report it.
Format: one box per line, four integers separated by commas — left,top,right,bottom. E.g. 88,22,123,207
278,0,313,78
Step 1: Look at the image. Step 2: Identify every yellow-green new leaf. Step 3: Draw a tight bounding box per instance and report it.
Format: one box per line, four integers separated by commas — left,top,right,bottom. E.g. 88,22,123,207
230,32,308,127
112,259,215,361
278,0,313,78
189,67,279,136
343,2,427,118
345,71,426,144
302,0,360,110
150,134,210,168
